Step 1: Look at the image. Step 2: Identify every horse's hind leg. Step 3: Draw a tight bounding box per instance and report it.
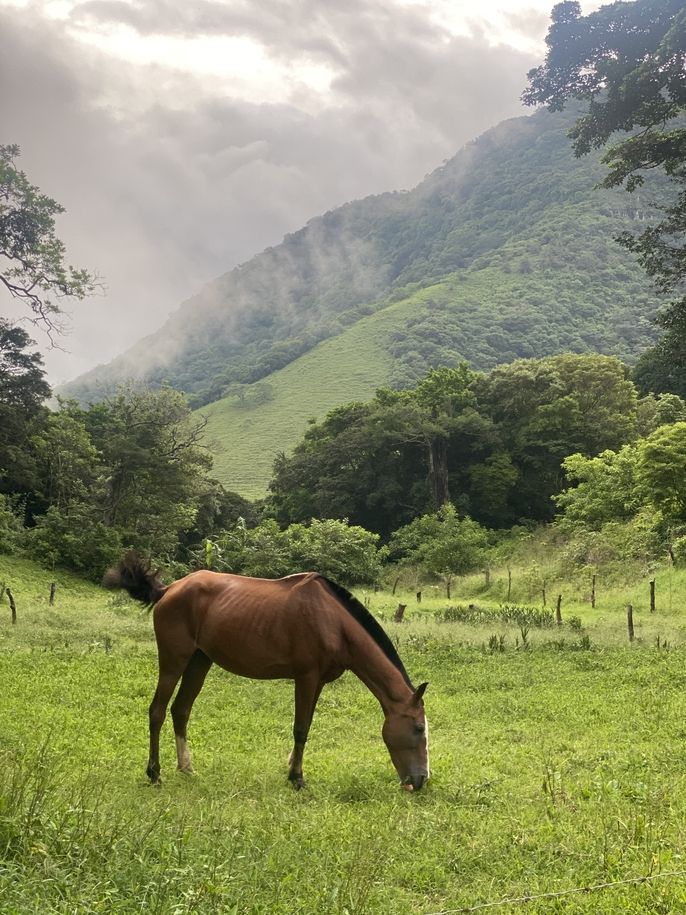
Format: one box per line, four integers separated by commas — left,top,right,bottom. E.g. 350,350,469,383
171,649,212,774
288,674,324,789
147,665,184,785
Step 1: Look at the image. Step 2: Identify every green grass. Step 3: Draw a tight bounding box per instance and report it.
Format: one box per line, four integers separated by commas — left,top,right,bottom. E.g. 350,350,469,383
198,309,394,498
3,555,686,912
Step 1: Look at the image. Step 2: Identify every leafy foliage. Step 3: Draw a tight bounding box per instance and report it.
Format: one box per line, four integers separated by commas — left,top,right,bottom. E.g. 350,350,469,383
389,504,490,597
524,0,686,396
270,354,642,534
197,517,383,585
0,145,96,339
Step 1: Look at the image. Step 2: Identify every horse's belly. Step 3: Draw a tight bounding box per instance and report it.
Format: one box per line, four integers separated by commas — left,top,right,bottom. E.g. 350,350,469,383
198,635,310,680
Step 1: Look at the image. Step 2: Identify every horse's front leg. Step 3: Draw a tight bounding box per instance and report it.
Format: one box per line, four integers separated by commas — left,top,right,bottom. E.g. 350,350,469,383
288,675,323,789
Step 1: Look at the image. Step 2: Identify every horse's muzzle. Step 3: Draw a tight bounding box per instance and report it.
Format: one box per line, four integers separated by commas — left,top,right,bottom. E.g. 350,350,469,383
402,774,427,791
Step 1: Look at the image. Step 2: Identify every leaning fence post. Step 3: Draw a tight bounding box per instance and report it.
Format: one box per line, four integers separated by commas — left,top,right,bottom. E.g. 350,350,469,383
49,582,57,606
6,587,16,624
626,603,634,643
649,579,656,613
556,594,562,627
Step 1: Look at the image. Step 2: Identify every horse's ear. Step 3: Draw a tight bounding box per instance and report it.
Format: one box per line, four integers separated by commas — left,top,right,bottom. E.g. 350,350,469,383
412,682,429,704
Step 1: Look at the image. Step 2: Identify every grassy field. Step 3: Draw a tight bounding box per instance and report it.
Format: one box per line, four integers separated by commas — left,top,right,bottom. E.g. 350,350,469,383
3,555,686,913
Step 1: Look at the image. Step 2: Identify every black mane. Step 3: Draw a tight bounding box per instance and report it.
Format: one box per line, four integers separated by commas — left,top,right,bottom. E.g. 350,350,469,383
321,577,413,688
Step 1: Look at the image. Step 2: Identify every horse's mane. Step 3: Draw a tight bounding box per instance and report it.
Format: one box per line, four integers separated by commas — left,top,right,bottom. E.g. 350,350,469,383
320,577,413,688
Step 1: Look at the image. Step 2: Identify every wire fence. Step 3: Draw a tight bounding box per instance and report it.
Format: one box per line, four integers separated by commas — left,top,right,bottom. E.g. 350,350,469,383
424,868,686,915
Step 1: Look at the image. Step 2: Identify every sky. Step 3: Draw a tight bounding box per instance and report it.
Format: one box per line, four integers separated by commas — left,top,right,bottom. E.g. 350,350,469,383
0,0,602,384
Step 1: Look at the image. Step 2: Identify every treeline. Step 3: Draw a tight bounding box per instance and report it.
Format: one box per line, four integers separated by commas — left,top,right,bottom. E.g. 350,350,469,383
268,353,686,535
3,317,686,589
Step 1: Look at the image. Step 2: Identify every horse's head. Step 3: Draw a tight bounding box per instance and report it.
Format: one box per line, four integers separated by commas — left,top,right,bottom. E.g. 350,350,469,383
382,682,429,791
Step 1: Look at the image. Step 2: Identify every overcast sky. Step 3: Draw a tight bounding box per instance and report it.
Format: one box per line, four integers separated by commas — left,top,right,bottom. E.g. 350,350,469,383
0,0,602,384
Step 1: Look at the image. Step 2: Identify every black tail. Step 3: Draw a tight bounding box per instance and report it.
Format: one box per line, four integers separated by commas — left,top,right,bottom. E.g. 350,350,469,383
103,550,167,606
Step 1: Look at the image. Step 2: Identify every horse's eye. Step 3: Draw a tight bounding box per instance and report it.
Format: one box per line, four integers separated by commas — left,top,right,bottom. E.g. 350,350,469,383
414,723,425,734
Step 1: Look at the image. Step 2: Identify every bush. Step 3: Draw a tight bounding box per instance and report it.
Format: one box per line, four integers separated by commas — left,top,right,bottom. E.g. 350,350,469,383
26,505,122,580
0,495,25,555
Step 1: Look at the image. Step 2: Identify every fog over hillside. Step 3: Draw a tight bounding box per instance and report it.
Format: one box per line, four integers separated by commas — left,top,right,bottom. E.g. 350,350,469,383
0,0,558,383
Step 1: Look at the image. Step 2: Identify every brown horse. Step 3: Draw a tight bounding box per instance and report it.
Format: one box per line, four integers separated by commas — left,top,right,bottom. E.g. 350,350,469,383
104,552,429,790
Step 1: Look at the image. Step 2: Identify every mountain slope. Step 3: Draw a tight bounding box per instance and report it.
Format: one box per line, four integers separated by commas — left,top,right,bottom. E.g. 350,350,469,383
204,238,654,496
64,104,663,409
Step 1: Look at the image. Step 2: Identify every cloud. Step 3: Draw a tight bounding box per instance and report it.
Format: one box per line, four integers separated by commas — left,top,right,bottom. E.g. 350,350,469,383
0,1,538,383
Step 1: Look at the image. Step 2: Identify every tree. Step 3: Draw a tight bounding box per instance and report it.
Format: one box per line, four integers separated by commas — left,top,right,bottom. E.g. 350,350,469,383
524,1,686,391
389,503,490,598
476,354,638,521
1,145,96,339
84,386,212,556
554,446,642,529
637,421,686,522
0,318,50,499
636,391,686,435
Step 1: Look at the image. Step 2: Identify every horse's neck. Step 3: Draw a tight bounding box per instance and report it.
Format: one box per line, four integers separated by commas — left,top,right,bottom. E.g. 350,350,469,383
345,624,412,714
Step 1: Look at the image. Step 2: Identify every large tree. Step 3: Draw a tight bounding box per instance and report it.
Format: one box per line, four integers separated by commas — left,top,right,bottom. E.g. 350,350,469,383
524,1,686,393
0,145,96,339
0,318,50,498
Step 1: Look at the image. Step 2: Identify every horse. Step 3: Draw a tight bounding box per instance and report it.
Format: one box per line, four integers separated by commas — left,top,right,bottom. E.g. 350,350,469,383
104,552,429,791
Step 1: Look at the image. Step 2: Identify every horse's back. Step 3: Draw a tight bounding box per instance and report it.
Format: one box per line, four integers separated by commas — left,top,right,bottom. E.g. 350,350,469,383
153,570,346,679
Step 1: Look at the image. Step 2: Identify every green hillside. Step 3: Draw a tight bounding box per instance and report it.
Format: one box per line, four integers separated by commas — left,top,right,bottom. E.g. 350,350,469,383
202,311,393,497
64,104,663,409
204,221,655,495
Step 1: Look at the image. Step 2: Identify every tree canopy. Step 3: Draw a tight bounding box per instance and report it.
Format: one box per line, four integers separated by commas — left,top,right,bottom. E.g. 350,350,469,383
0,145,96,339
524,0,686,394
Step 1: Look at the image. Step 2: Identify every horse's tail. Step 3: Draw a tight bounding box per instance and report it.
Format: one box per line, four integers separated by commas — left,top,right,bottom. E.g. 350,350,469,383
103,550,168,606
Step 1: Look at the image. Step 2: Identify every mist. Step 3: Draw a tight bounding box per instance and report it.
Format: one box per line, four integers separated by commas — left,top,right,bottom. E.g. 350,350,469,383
0,0,543,384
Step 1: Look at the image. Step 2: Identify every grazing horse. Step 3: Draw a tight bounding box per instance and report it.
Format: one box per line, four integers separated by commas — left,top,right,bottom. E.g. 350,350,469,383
104,552,429,790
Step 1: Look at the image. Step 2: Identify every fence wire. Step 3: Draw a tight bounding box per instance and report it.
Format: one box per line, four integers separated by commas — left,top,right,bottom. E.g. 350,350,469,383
424,868,686,914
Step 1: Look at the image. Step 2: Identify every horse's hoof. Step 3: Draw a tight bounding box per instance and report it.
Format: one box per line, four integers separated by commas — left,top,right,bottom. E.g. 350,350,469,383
289,775,306,790
177,766,195,776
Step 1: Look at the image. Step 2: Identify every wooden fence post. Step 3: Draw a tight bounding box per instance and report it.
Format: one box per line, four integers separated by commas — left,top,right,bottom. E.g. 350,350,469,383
394,603,407,623
591,574,596,609
542,581,547,607
556,594,562,627
391,577,400,596
416,591,422,604
627,603,634,643
507,568,512,602
649,579,656,613
484,567,491,587
49,582,57,606
6,587,16,624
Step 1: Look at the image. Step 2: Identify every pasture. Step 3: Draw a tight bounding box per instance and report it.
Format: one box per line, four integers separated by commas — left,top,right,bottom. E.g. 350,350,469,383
2,557,686,912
